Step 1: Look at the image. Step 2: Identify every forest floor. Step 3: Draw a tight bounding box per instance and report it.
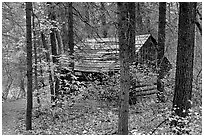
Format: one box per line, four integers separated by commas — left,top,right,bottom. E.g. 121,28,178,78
1,95,169,135
2,99,26,135
2,98,39,135
2,94,202,135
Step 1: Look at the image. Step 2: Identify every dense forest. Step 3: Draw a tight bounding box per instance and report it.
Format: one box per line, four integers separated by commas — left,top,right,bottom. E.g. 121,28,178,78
2,2,202,135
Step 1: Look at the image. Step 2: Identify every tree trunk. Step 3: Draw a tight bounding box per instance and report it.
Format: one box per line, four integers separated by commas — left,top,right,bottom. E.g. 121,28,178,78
135,3,143,35
173,2,196,117
157,2,166,103
41,32,55,104
117,2,131,135
61,4,69,53
146,16,151,33
127,2,136,63
32,9,40,106
47,2,60,102
18,70,26,99
50,29,58,63
56,30,64,54
101,2,108,38
67,2,74,71
37,21,45,89
84,3,91,38
26,2,33,130
158,2,166,66
38,43,45,89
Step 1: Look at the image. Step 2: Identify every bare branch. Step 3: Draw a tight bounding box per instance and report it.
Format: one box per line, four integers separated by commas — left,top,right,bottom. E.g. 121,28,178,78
195,20,202,35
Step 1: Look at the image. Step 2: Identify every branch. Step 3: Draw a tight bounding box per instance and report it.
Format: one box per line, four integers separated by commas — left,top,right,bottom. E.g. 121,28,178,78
150,118,168,135
195,20,202,35
195,68,202,85
72,5,104,39
196,69,202,79
196,9,202,20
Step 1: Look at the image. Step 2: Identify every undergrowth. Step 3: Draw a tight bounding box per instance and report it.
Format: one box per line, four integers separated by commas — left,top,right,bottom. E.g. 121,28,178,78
14,64,202,135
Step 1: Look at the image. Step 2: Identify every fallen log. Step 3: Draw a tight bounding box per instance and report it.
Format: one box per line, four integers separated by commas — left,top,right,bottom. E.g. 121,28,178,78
134,90,159,97
132,85,158,97
135,83,156,88
134,85,157,92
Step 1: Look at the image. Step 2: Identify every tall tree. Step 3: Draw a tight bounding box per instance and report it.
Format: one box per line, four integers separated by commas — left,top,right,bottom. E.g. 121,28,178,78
84,3,90,38
48,3,58,64
157,2,166,102
100,2,108,38
61,4,69,52
158,2,166,64
117,2,133,135
41,32,55,104
135,3,143,35
81,3,92,38
173,2,196,117
47,2,60,102
127,2,136,63
56,30,64,54
67,2,74,71
25,2,33,130
32,7,40,106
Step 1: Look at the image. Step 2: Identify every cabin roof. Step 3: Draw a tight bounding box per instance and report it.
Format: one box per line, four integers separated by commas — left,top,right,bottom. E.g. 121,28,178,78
74,34,157,73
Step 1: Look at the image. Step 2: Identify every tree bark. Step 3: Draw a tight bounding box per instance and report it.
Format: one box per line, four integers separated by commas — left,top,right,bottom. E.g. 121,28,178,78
173,2,196,117
26,2,33,130
158,2,166,66
61,4,69,52
157,2,166,103
84,3,91,38
19,70,26,99
101,2,108,38
135,3,143,35
56,30,64,54
41,32,55,104
32,8,40,106
50,30,58,63
47,2,60,102
146,16,151,33
67,2,74,71
117,2,131,135
127,2,136,63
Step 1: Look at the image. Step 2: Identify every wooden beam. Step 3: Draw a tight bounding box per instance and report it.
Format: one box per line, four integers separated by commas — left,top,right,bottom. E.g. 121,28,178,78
132,85,158,96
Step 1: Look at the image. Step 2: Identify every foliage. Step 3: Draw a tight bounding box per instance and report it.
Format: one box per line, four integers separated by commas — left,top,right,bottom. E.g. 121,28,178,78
84,63,158,105
56,68,86,106
167,107,202,135
2,2,27,98
150,105,202,135
13,94,201,135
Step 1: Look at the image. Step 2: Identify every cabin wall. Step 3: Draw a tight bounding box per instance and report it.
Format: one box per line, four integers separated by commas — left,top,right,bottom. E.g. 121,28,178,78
138,39,157,66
